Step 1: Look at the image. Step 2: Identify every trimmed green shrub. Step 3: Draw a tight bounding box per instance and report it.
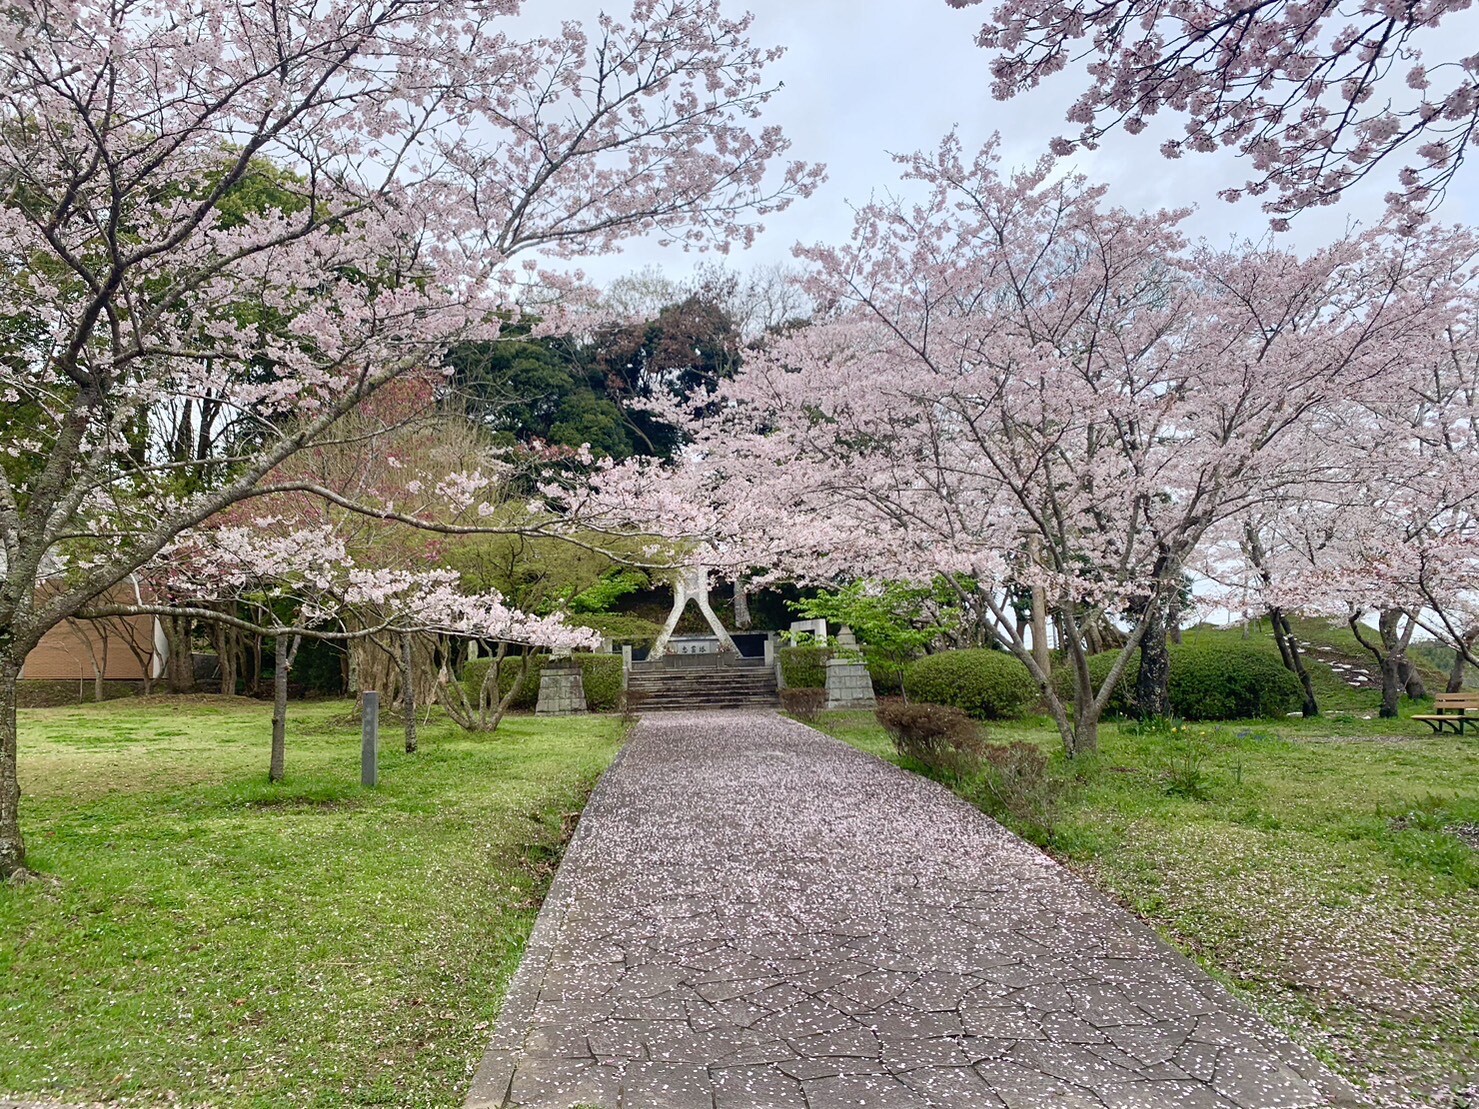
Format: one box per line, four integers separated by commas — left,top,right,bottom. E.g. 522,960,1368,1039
572,613,664,651
576,654,624,712
461,652,624,712
1167,641,1301,720
867,658,906,697
1049,641,1301,720
1052,652,1139,718
903,649,1037,720
779,646,829,689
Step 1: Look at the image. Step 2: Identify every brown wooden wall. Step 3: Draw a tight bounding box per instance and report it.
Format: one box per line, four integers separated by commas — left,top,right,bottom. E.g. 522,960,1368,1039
20,588,160,681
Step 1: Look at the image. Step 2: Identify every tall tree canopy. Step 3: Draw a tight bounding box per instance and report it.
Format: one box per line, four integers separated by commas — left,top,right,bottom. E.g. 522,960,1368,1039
0,0,819,877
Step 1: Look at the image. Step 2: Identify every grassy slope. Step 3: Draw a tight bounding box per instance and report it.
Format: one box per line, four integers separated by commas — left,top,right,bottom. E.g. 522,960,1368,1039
0,697,625,1107
813,624,1479,1107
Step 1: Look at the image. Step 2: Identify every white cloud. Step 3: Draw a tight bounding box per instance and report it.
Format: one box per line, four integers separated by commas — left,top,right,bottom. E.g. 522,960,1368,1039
551,0,1479,285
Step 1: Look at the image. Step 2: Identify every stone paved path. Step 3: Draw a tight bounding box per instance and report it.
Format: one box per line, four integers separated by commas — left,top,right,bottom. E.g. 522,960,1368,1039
467,712,1358,1109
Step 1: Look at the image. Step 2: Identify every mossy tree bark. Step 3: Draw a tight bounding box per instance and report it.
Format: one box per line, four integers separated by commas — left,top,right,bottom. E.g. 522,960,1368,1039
1448,644,1470,694
0,653,24,877
1132,602,1171,719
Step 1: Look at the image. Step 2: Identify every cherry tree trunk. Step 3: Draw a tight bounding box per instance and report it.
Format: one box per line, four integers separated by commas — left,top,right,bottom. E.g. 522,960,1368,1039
214,621,239,697
401,634,417,755
1378,654,1403,719
1448,648,1468,694
270,635,301,783
733,578,753,630
1031,588,1050,677
1270,609,1319,717
1132,603,1170,719
165,613,196,693
1071,715,1099,758
1399,657,1427,701
0,653,24,877
351,637,401,712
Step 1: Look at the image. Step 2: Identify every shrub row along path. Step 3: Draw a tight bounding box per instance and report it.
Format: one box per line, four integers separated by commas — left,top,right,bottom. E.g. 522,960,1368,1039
467,711,1357,1109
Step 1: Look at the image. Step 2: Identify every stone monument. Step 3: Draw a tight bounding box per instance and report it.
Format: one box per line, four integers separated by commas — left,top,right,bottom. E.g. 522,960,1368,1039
649,566,738,660
824,626,876,709
536,659,588,715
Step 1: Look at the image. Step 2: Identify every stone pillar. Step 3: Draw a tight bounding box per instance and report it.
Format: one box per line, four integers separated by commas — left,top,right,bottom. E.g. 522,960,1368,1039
824,626,876,710
536,662,588,716
650,566,738,660
361,691,380,786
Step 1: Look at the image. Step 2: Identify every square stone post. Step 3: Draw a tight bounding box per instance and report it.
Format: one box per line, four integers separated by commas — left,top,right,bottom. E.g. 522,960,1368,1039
536,661,588,715
361,691,379,787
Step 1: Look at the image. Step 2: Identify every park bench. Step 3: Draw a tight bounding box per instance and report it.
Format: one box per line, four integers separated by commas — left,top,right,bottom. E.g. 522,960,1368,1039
1412,693,1479,735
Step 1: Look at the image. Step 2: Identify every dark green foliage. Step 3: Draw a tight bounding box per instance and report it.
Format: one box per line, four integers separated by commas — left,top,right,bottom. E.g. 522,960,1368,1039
291,638,345,695
779,646,829,689
867,658,905,697
569,569,649,614
903,649,1038,720
788,579,956,691
446,293,742,463
874,699,983,778
462,653,624,712
780,688,826,723
575,655,624,712
446,332,634,460
571,614,664,651
1052,652,1139,717
1052,640,1302,720
1167,642,1302,720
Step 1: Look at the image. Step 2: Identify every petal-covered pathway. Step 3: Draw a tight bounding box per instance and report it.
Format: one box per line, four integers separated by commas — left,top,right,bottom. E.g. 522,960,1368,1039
466,711,1357,1109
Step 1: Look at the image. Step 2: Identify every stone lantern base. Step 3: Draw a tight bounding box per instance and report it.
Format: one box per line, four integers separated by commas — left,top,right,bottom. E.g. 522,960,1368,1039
536,664,588,716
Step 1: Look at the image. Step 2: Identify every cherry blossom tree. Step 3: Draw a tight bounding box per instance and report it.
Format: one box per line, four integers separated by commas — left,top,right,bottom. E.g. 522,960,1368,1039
950,0,1479,227
100,519,595,779
589,136,1477,756
0,0,820,876
1221,309,1479,716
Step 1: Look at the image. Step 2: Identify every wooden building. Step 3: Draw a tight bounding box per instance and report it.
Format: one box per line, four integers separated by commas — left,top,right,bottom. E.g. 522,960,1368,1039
19,580,166,684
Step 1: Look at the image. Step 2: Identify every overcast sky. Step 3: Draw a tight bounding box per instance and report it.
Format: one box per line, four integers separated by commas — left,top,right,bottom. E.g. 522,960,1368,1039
569,0,1479,287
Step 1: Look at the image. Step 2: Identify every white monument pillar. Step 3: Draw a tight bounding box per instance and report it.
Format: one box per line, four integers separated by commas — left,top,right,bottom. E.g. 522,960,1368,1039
650,566,738,660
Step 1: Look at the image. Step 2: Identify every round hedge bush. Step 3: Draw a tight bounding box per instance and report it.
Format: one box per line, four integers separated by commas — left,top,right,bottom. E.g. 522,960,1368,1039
902,649,1038,720
778,646,829,689
1052,652,1138,717
1167,641,1301,720
461,652,624,712
1050,640,1300,720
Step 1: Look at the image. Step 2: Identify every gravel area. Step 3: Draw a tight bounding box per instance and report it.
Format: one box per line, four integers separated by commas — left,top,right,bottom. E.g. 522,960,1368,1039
466,711,1359,1109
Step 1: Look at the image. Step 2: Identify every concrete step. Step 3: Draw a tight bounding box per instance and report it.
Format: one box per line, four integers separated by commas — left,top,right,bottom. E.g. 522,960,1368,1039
628,681,778,693
630,683,780,692
639,701,781,712
625,663,780,712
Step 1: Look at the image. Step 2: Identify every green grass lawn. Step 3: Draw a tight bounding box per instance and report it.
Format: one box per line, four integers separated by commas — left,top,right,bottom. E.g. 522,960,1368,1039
0,696,626,1107
812,690,1479,1106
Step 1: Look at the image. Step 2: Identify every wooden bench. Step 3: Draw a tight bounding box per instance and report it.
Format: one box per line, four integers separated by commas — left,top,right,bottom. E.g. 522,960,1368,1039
1413,693,1479,735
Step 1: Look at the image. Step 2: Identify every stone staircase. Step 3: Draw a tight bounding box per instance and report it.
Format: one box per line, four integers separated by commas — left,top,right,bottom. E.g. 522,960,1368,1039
626,658,780,712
